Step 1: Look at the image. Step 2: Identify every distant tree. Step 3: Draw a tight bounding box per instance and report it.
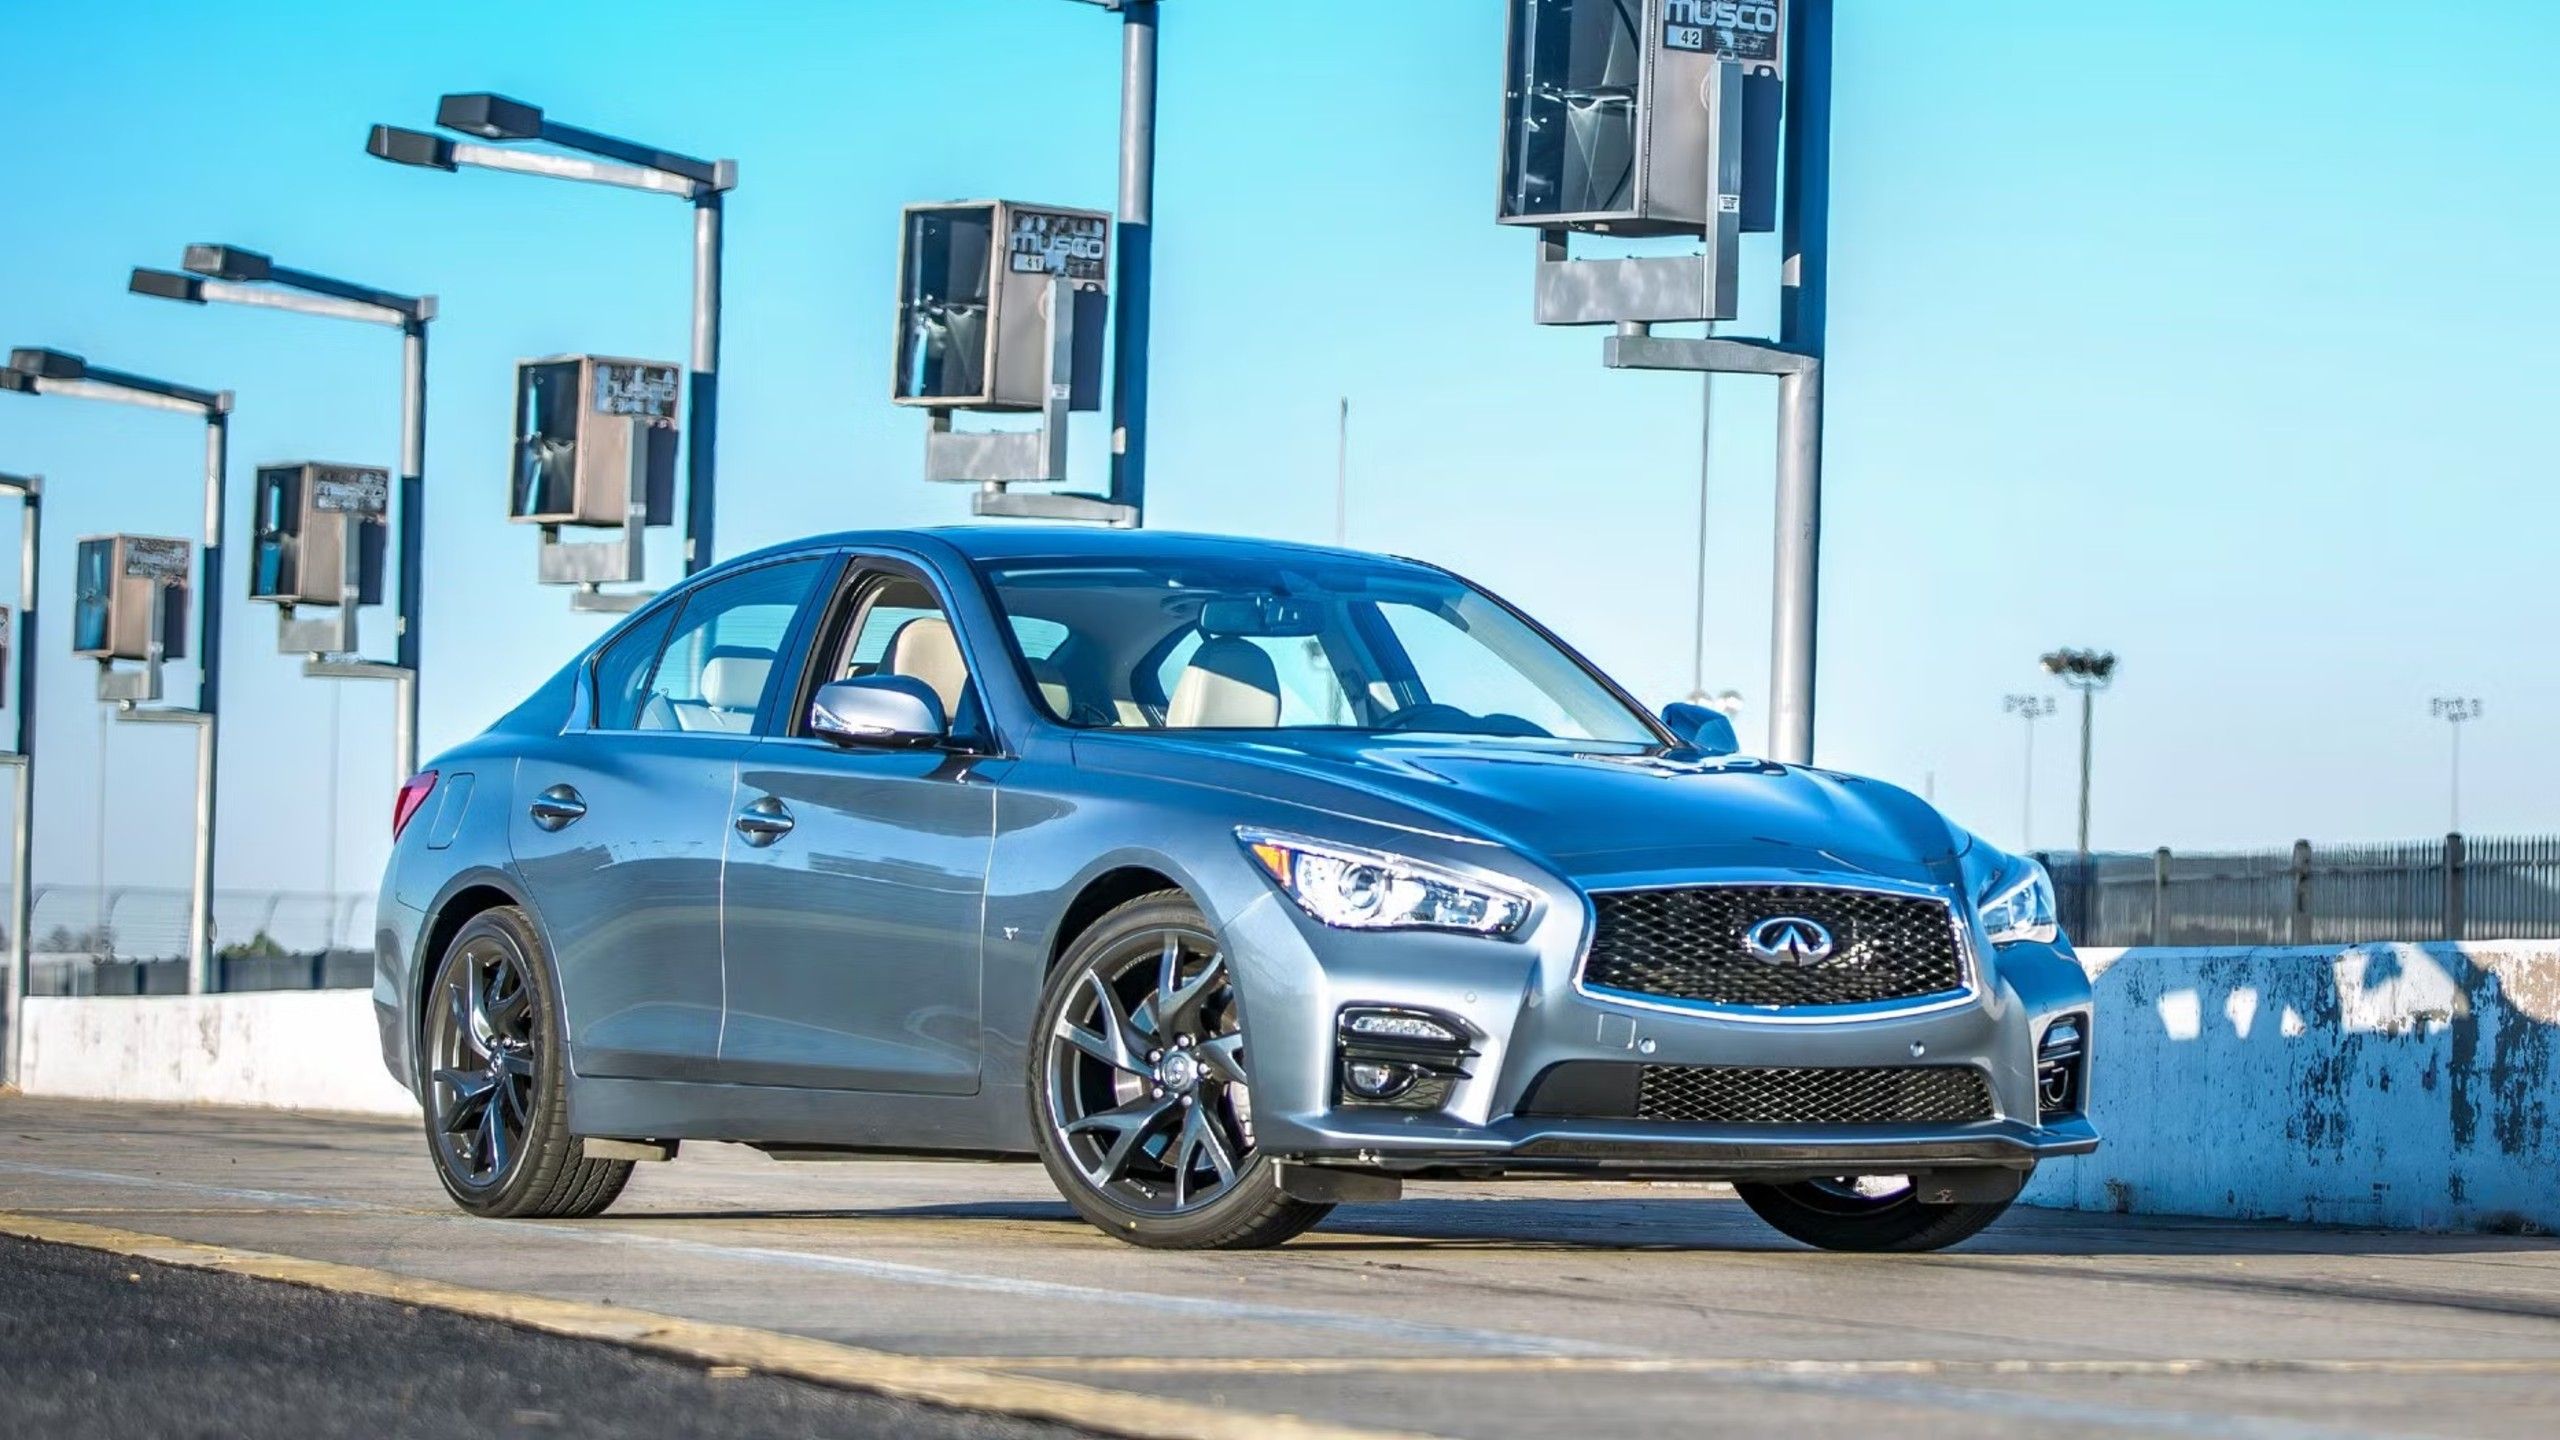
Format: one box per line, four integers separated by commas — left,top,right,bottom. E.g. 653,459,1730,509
218,930,289,961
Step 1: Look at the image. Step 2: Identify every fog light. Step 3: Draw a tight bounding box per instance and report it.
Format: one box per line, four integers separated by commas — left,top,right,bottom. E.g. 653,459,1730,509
1335,1006,1474,1109
1344,1060,1419,1101
1343,1011,1460,1044
2036,1015,2087,1119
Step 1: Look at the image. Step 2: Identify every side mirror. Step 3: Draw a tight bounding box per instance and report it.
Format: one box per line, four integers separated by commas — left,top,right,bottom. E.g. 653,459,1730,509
809,676,947,747
1660,702,1739,756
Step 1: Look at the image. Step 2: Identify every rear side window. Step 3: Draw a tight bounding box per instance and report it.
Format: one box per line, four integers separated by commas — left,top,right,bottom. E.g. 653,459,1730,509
634,559,823,733
591,606,677,731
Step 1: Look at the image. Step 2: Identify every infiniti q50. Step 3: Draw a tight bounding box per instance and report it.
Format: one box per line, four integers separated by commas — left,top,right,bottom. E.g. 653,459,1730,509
376,528,2095,1251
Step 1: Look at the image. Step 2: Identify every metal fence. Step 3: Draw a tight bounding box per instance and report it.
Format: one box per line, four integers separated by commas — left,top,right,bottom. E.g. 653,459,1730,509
2043,834,2560,948
9,885,371,994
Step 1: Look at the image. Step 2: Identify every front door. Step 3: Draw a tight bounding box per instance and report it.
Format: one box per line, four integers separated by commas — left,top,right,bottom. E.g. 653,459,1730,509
718,564,998,1093
513,556,822,1081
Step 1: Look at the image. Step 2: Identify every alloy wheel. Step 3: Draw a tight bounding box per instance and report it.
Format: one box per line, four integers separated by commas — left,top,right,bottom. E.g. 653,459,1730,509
429,936,538,1190
1044,925,1254,1214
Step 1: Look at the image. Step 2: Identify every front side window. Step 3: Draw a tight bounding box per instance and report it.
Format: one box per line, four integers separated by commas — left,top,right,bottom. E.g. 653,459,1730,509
808,571,978,734
602,559,819,734
978,555,1659,744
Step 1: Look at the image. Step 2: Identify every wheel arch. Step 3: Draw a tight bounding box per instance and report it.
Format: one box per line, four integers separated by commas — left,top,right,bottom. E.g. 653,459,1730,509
1047,864,1190,976
411,873,540,1087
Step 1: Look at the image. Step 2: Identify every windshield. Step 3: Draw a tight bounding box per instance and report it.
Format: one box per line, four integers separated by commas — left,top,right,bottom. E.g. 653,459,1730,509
976,554,1661,744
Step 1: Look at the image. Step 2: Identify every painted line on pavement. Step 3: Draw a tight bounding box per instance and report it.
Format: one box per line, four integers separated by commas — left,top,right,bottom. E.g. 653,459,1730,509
0,1158,1613,1358
948,1354,2560,1377
0,1212,1444,1440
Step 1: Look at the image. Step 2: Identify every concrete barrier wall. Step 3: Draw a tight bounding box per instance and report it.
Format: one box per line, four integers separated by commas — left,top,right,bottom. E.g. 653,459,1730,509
2024,941,2560,1233
14,943,2559,1233
17,991,414,1118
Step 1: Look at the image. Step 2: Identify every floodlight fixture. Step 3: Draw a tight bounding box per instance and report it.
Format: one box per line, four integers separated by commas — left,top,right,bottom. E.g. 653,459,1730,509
129,268,206,304
437,92,544,141
367,92,735,576
367,125,459,171
2,348,230,991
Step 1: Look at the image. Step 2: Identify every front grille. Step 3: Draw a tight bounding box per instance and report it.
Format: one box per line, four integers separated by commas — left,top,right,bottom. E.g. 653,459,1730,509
1636,1065,1993,1125
1582,885,1966,1010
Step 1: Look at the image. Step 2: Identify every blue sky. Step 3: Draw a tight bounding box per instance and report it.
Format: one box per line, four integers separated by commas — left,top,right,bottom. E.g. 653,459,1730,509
2,0,2556,901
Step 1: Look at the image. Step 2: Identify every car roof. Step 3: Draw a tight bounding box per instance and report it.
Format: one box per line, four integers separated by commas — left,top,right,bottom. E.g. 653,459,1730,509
726,525,1436,572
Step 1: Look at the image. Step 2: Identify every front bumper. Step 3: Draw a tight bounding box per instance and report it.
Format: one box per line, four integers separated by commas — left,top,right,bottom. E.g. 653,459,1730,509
1220,871,2099,1180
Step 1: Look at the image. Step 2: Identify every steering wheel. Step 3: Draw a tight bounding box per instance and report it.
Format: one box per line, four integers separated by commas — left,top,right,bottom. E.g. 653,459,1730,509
1376,702,1480,733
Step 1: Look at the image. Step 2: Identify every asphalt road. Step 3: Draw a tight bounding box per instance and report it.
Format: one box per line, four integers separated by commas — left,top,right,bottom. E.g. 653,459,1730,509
5,1095,2559,1440
0,1232,1083,1440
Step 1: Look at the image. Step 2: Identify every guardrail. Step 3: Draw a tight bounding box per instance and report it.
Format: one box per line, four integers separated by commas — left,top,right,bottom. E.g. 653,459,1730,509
2043,834,2560,948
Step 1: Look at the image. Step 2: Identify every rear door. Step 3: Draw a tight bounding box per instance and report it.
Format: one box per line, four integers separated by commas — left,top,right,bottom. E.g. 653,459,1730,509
511,556,824,1081
716,557,1002,1094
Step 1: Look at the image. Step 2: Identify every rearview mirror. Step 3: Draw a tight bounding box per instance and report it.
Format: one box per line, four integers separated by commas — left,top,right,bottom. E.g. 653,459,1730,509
810,676,947,747
1660,702,1739,756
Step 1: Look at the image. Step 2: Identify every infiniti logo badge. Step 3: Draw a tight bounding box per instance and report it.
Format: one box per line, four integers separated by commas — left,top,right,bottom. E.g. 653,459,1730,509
1743,916,1834,966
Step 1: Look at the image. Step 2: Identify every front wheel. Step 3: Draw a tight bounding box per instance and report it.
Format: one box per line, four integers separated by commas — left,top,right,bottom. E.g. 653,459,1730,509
1735,1175,2016,1252
421,905,631,1219
1028,892,1332,1250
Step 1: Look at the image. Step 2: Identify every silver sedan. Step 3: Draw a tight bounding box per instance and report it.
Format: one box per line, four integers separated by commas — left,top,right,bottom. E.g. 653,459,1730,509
375,527,2095,1250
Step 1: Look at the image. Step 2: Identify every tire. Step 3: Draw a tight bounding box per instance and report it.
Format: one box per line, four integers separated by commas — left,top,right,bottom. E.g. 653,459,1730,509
1028,891,1332,1250
420,905,632,1220
1735,1175,2016,1252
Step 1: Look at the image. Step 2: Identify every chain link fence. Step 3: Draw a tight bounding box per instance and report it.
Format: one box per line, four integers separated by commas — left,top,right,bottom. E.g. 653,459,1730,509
12,885,371,994
2042,834,2560,948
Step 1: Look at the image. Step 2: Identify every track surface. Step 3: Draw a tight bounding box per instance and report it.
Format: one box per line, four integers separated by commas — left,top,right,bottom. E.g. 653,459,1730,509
5,1095,2559,1439
0,1232,1082,1440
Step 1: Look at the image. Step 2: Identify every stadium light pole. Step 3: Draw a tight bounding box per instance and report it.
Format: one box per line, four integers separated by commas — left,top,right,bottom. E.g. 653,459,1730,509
2002,693,2057,851
1065,0,1158,521
366,94,734,575
0,470,37,1085
2430,696,2483,833
3,351,231,992
2039,649,2118,859
131,246,433,780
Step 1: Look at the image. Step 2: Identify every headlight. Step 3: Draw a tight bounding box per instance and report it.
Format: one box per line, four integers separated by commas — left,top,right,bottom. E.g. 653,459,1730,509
1238,829,1532,938
1976,852,2059,947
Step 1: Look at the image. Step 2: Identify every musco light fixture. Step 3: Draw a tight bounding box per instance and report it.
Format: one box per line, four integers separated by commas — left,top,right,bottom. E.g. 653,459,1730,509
510,353,681,612
251,462,388,657
1500,0,1785,322
896,200,1130,526
74,534,191,704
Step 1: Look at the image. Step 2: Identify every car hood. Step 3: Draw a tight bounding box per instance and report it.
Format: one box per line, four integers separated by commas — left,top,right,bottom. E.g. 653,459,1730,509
1074,732,1967,888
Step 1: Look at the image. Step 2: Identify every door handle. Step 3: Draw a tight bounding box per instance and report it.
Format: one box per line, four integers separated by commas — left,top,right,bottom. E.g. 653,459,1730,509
528,784,587,831
734,795,795,846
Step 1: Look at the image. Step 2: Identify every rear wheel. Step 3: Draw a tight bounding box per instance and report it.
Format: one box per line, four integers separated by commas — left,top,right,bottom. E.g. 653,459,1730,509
1736,1174,2015,1252
1029,892,1331,1250
421,906,631,1219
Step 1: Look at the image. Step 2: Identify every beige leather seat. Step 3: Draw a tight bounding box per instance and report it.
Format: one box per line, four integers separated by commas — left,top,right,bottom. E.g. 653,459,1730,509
1167,638,1281,728
886,615,970,718
674,654,769,732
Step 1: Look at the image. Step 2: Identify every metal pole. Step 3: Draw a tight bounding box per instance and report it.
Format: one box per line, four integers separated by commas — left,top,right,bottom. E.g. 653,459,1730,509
189,410,228,993
1692,370,1713,702
686,192,724,575
396,316,427,778
1334,397,1348,545
3,482,36,1085
1766,362,1820,763
1769,0,1833,765
2075,685,2094,859
2021,711,2036,851
2449,718,2462,833
1107,0,1159,521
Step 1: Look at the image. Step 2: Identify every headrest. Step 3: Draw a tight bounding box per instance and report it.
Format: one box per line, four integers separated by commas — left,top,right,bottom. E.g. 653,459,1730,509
699,654,771,714
1167,637,1280,729
886,615,969,717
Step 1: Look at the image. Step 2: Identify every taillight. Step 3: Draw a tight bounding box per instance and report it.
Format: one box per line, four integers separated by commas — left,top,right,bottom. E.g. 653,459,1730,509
393,771,439,840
